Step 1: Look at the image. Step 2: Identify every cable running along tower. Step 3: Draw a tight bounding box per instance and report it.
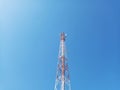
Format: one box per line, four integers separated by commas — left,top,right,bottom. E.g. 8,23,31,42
54,32,71,90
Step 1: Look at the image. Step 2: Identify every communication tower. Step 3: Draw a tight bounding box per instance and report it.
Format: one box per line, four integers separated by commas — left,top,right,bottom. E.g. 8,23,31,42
54,32,71,90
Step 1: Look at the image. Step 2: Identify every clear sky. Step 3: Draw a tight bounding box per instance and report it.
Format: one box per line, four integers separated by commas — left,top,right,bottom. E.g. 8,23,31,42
0,0,120,90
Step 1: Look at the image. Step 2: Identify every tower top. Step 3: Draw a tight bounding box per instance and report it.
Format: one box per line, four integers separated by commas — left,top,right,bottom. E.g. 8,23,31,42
60,32,66,41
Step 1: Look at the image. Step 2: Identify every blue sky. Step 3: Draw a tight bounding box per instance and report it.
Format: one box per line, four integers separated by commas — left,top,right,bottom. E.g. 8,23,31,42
0,0,120,90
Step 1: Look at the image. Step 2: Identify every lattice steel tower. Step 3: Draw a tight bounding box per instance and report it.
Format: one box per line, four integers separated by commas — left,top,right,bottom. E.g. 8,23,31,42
54,32,71,90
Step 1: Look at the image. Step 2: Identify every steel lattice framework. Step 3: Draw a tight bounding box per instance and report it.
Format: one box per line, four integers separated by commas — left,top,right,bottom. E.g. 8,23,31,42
54,32,71,90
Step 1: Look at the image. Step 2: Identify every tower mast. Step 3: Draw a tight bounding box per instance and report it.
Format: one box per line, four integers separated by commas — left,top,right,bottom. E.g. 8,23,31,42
61,32,65,90
54,32,71,90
